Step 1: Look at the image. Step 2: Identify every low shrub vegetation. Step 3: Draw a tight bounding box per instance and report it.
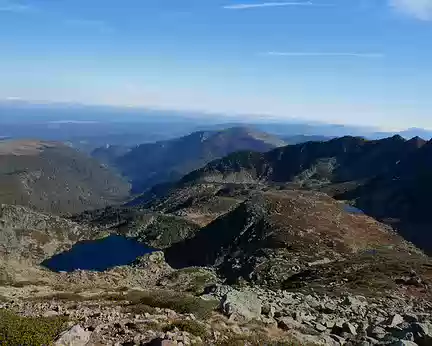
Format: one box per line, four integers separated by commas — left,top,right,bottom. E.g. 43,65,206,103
0,309,67,346
27,292,85,302
162,267,218,295
122,303,156,315
163,320,208,338
125,289,218,319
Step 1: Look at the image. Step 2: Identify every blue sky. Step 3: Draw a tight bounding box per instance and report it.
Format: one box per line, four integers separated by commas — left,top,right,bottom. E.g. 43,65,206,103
0,0,431,129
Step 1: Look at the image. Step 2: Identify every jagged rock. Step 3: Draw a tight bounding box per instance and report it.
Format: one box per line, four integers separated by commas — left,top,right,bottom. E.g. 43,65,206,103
411,322,432,345
342,322,357,336
323,302,338,313
221,290,262,321
134,251,166,267
261,303,275,318
404,314,419,323
289,330,340,346
386,314,405,328
369,336,382,344
297,311,317,323
330,334,346,344
305,295,321,308
315,323,328,332
145,339,177,346
261,316,278,328
206,284,233,300
412,322,431,336
325,320,336,329
355,340,373,346
55,324,92,346
343,296,367,307
390,341,419,346
368,326,387,339
277,316,304,331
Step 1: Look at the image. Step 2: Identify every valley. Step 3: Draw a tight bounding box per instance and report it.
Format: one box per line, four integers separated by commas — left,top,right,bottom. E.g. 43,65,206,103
0,128,432,345
2,0,432,343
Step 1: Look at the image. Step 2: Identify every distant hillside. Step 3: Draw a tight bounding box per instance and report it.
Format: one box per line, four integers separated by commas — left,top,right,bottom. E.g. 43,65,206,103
282,134,332,144
93,127,287,193
0,140,130,215
92,145,132,165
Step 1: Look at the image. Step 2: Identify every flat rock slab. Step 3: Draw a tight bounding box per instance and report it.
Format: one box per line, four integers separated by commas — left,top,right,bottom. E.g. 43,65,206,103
55,324,92,346
222,290,262,321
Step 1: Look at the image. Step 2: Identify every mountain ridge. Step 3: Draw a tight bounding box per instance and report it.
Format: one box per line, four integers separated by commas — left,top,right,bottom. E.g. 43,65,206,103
164,189,425,288
93,126,288,193
0,139,130,215
179,135,420,186
143,135,432,254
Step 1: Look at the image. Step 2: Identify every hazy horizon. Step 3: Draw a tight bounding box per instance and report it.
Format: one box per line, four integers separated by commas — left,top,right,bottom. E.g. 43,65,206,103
3,99,432,136
1,0,431,129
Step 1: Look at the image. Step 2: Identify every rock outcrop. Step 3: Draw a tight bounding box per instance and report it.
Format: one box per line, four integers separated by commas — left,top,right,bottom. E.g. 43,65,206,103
0,204,101,264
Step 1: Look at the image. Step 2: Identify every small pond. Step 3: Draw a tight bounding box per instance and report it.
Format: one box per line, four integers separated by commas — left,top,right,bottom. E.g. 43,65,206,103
42,235,155,272
343,204,364,214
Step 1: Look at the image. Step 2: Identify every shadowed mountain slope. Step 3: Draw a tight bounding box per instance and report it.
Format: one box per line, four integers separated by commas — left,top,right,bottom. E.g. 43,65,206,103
337,138,432,252
94,127,287,193
180,135,424,187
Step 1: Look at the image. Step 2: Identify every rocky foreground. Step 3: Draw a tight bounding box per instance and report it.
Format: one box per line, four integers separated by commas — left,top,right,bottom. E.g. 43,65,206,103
1,188,432,345
1,252,431,346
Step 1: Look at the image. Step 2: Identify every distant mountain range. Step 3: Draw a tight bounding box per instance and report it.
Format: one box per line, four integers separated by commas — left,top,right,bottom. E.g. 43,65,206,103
370,128,432,140
92,127,289,193
2,101,432,151
0,140,130,215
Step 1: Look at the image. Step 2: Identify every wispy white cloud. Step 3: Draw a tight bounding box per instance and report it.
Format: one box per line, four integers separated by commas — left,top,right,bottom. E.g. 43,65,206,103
390,0,432,20
223,1,330,10
0,1,33,13
264,51,385,58
64,19,114,33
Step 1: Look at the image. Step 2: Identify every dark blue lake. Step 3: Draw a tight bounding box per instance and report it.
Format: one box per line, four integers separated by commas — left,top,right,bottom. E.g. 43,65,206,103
343,204,364,214
42,235,155,272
